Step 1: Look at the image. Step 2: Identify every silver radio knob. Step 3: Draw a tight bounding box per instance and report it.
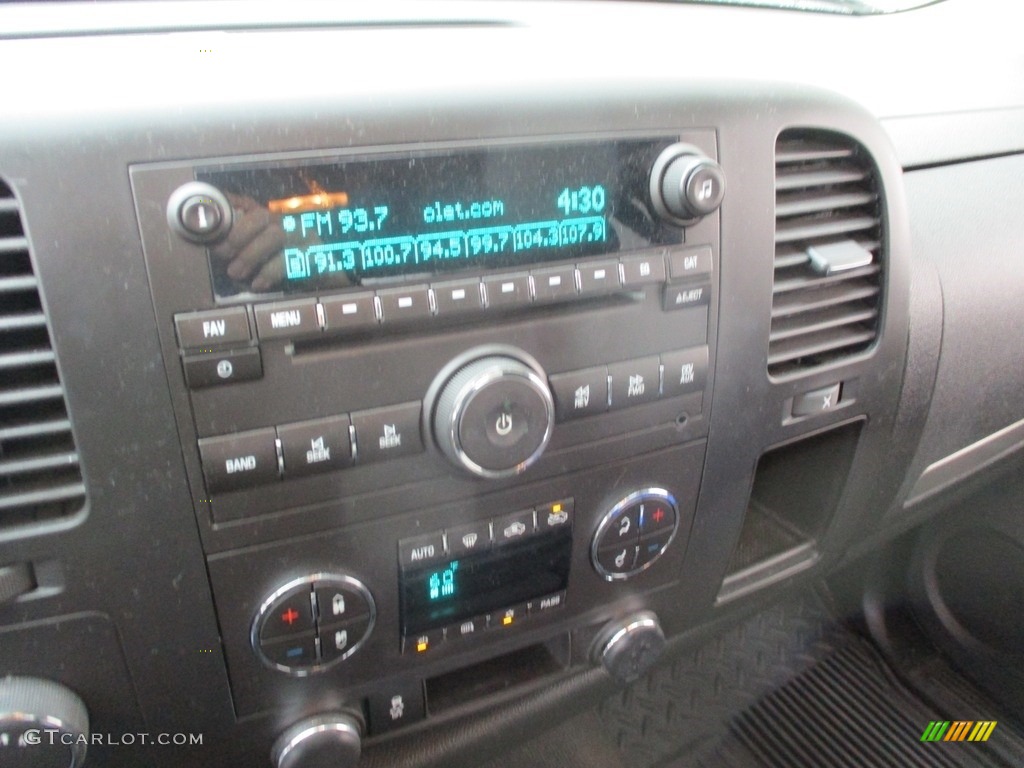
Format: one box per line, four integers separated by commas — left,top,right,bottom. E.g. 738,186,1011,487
594,611,666,684
432,352,554,479
272,713,362,768
0,676,89,768
650,143,726,224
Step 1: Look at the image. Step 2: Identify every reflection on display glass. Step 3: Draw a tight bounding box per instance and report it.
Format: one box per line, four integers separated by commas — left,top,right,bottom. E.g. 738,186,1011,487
198,137,681,300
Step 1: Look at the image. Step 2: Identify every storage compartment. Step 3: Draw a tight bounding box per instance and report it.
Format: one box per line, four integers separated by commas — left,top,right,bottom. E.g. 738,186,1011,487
718,420,864,602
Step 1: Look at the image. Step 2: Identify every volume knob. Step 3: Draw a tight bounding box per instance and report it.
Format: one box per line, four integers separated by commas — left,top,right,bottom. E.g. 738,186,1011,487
650,143,726,224
432,352,554,479
0,677,89,767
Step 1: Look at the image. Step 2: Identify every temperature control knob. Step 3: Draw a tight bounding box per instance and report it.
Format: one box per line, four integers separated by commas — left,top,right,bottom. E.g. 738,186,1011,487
650,143,726,224
272,713,362,768
0,676,89,767
594,611,666,684
432,351,554,479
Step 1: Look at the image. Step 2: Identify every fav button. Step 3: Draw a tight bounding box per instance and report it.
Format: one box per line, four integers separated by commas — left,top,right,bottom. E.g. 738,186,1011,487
174,307,251,349
352,402,424,464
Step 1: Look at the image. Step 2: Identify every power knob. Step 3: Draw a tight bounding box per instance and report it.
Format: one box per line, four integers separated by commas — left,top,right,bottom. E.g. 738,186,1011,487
594,611,666,684
0,676,89,767
271,713,361,768
431,350,554,479
649,143,726,224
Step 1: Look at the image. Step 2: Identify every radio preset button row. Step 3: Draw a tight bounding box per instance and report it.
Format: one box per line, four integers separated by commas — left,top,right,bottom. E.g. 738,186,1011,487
197,402,422,495
239,245,712,344
549,346,708,422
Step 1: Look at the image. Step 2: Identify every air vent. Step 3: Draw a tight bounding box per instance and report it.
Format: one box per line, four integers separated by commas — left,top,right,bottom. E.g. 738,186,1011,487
769,129,884,376
0,179,86,530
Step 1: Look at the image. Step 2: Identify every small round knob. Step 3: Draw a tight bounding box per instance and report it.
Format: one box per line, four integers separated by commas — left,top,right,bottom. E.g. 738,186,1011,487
0,676,89,767
650,143,726,224
594,611,666,684
272,713,362,768
432,352,554,479
166,181,233,244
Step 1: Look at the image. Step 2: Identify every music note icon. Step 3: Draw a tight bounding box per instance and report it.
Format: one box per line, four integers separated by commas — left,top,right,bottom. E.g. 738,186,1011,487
697,178,714,201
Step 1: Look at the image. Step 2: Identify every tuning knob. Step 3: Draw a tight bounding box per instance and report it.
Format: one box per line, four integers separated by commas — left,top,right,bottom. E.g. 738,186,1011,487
432,351,554,479
594,611,666,684
0,676,89,767
272,713,362,768
650,143,726,224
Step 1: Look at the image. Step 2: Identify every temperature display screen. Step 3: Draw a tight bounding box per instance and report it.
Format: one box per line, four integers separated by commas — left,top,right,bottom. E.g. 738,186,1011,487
399,531,571,636
198,137,681,299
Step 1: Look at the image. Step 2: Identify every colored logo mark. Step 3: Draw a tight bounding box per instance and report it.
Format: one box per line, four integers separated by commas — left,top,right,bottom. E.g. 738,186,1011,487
920,721,997,742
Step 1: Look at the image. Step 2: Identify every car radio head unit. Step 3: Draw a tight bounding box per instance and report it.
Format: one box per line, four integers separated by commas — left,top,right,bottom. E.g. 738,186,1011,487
194,137,683,300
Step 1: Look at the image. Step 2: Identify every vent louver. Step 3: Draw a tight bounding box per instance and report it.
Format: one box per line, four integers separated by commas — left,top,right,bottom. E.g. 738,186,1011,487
769,129,884,376
0,179,86,530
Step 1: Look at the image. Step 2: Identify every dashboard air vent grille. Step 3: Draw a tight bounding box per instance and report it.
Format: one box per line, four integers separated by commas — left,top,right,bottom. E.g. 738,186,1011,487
770,129,884,376
0,179,86,530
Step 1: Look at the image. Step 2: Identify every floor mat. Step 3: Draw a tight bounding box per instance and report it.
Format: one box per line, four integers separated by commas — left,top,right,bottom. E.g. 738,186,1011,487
686,637,1024,768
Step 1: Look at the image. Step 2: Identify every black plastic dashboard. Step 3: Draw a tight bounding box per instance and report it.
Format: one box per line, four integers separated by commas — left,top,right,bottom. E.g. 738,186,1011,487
0,1,1022,767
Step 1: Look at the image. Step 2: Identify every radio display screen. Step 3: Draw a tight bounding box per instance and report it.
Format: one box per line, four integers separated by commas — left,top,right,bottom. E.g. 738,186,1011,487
399,531,571,636
198,136,681,299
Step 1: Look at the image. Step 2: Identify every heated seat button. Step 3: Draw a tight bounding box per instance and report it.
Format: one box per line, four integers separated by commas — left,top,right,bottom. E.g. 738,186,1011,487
259,585,315,641
609,356,660,409
549,366,608,420
403,628,444,655
198,428,279,493
278,415,352,478
352,402,424,464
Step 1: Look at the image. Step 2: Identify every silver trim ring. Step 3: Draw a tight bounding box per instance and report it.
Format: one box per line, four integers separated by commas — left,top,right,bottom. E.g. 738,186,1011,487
250,573,376,676
444,359,555,480
591,488,679,581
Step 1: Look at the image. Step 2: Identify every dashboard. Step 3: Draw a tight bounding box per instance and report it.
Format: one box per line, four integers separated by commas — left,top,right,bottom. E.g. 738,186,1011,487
0,1,1022,767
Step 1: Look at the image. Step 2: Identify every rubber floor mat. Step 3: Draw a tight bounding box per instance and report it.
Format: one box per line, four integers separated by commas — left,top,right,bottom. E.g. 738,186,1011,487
688,637,1024,768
